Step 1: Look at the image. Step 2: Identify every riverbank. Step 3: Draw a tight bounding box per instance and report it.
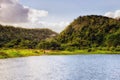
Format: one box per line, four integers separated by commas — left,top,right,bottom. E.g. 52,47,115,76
0,48,120,59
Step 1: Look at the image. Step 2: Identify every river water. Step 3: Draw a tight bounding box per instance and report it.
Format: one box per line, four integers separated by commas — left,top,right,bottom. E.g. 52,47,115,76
0,55,120,80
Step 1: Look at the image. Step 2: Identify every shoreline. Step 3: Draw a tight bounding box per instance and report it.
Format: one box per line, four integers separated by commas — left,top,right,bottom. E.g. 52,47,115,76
0,49,120,59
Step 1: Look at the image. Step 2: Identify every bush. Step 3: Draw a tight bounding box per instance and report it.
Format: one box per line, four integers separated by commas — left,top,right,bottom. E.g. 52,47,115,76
0,52,9,58
87,48,92,52
65,47,76,51
114,47,120,51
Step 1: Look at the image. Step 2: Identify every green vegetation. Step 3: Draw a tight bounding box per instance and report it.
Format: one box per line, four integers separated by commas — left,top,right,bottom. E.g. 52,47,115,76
0,49,44,59
0,15,120,58
0,48,120,58
37,15,120,51
0,25,57,48
56,15,120,49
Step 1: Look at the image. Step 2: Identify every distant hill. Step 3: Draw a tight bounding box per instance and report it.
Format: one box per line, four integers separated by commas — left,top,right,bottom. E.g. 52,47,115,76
0,15,120,50
0,25,57,48
56,15,120,49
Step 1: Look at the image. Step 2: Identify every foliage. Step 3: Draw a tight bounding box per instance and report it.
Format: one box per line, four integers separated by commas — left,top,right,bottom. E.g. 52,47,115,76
0,15,120,51
0,25,57,48
56,15,120,49
37,39,61,50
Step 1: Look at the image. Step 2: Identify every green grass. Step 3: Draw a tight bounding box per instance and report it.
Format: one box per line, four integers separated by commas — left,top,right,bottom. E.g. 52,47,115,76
0,49,44,58
0,48,120,59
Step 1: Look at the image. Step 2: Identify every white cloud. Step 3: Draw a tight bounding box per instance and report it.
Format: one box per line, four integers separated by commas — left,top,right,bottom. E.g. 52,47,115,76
38,21,70,32
28,8,48,22
2,21,70,33
0,0,69,32
104,10,120,18
0,0,48,23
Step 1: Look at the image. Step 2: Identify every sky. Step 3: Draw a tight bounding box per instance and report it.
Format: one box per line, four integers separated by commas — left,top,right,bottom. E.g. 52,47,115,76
0,0,120,32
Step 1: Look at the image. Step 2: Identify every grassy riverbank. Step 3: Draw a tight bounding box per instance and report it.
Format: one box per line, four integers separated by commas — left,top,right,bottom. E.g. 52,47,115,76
0,48,120,59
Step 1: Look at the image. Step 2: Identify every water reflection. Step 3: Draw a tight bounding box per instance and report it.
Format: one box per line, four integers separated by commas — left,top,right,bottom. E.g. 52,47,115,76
0,55,120,80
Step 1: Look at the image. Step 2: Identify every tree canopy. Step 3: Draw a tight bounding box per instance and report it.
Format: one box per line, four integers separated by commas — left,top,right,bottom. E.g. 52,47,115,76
56,15,120,49
0,25,57,48
0,15,120,50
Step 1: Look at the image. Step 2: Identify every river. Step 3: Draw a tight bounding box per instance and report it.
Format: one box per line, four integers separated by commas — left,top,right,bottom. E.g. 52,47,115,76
0,55,120,80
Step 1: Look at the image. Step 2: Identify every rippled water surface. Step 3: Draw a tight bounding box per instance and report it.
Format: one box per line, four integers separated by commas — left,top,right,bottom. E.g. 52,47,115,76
0,55,120,80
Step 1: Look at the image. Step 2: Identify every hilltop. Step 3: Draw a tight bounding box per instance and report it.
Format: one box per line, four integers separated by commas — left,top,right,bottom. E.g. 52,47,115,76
55,15,120,50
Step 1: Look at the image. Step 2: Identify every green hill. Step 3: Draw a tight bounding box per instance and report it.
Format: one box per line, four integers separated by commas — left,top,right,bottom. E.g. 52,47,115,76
56,15,120,50
0,15,120,51
0,25,57,48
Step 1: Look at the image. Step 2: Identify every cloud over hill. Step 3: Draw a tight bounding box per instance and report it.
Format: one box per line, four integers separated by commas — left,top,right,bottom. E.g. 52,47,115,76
104,10,120,19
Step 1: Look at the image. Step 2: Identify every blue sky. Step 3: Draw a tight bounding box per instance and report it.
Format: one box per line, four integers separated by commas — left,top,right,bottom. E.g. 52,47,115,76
20,0,120,19
19,0,120,32
0,0,120,32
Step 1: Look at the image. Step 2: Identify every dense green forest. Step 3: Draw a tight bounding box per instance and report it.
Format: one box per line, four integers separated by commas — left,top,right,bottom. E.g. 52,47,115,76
56,15,120,50
0,15,120,51
0,25,57,49
39,15,120,51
